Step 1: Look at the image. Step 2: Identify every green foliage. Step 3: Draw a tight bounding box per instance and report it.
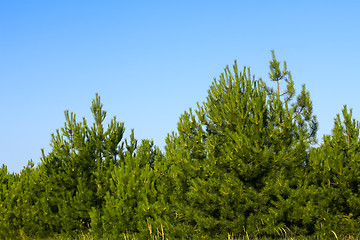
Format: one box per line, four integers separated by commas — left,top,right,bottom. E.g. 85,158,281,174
299,106,360,236
162,52,318,238
1,52,360,239
0,164,18,238
0,161,52,238
91,137,165,239
34,94,126,236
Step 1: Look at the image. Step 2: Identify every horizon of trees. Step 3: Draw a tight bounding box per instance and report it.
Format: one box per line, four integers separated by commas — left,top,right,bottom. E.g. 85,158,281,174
0,51,359,239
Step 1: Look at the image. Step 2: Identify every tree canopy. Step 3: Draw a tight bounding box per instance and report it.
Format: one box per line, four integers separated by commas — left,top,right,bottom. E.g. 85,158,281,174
0,52,359,239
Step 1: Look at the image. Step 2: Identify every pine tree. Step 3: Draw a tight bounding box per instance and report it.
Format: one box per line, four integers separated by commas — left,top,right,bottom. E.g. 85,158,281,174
300,106,360,237
162,52,318,238
38,93,125,235
91,135,165,239
0,161,51,238
0,93,170,238
0,164,19,238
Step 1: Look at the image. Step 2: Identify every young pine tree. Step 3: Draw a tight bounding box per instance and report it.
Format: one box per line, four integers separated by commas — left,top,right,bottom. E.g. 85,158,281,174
0,160,53,238
91,135,165,239
0,164,19,238
300,106,360,237
162,52,317,238
38,94,125,235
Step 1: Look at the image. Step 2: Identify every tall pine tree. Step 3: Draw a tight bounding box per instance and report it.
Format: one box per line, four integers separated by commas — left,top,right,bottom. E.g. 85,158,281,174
162,51,317,238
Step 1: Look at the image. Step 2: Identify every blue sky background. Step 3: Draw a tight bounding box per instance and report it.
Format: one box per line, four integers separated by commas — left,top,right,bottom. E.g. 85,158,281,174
1,1,359,173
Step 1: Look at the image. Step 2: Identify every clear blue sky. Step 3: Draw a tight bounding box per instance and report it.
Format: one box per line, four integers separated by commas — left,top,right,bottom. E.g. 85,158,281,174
1,1,359,173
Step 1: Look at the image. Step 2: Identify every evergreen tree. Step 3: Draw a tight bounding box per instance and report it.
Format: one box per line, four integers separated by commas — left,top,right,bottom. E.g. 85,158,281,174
91,135,165,239
0,161,51,238
0,94,168,238
299,106,360,237
38,93,125,235
0,164,19,238
162,52,317,238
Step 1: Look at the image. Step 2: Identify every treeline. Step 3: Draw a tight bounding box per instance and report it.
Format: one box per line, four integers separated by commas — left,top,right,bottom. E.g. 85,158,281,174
1,52,360,239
